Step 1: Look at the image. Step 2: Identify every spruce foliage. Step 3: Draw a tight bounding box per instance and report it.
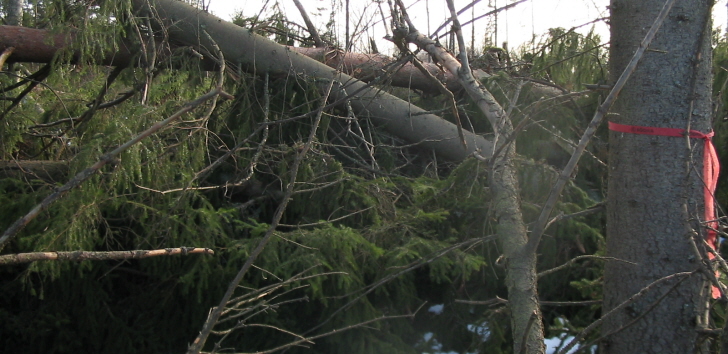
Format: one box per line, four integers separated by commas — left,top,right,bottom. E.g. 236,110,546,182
0,3,614,353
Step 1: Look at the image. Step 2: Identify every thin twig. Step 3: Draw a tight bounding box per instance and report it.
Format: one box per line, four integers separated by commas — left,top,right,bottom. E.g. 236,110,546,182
538,255,634,279
234,305,425,354
557,271,695,354
431,0,528,40
569,271,693,354
186,79,336,354
278,206,374,228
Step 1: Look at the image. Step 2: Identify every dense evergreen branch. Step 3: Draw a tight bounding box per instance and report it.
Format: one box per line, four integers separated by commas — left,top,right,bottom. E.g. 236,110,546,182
186,70,336,354
302,232,497,336
0,248,214,265
0,87,232,252
0,63,51,121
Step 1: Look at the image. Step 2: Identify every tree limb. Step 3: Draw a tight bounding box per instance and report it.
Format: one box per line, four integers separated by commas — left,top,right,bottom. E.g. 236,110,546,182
0,248,214,265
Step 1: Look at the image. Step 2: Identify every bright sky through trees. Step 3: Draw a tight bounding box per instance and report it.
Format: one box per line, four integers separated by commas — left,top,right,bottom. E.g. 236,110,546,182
205,0,728,54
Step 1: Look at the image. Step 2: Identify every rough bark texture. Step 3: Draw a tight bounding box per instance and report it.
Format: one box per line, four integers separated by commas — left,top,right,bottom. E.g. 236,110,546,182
493,144,543,354
131,0,493,162
602,1,713,352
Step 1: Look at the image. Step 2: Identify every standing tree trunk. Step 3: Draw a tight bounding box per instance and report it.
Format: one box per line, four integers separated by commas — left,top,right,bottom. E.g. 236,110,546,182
4,0,22,26
603,0,713,352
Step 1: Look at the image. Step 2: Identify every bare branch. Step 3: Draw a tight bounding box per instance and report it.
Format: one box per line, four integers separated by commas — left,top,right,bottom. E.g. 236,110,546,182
431,0,528,40
557,271,695,354
186,77,336,354
0,46,14,68
537,255,634,279
231,307,423,354
0,248,214,265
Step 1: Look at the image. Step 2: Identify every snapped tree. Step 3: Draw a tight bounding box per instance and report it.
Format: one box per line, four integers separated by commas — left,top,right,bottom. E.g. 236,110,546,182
0,0,724,353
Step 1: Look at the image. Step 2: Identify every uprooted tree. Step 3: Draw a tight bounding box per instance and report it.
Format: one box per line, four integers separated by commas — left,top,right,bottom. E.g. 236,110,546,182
0,0,725,353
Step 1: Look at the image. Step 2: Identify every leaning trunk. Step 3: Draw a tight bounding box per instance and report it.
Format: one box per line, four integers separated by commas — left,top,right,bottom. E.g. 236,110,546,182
131,0,492,162
603,0,713,352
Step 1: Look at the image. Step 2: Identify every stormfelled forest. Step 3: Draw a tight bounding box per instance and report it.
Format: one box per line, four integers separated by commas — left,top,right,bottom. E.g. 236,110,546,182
0,0,726,353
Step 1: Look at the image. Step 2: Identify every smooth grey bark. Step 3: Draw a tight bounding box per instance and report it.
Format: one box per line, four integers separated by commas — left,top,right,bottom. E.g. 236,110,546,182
131,0,493,162
603,0,713,352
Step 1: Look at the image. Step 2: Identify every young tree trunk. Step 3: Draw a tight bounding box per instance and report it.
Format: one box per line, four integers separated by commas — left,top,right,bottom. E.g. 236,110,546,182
603,0,713,352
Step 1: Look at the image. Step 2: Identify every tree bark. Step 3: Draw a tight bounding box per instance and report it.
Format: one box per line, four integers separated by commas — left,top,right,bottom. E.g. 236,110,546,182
0,25,163,67
289,46,492,94
603,0,713,352
129,0,492,162
0,25,498,96
3,0,23,26
0,25,562,102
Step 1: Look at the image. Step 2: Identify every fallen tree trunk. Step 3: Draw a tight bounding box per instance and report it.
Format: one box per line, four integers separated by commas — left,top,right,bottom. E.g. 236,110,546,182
0,26,562,103
290,46,491,93
0,25,464,94
129,0,491,162
0,23,491,160
0,26,162,67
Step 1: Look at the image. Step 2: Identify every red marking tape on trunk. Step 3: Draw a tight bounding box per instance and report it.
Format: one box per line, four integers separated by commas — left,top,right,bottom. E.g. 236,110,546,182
609,121,720,298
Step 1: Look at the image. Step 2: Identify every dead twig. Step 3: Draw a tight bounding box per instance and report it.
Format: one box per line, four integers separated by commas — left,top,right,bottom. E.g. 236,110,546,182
0,248,214,265
186,78,336,354
233,304,426,354
557,271,695,354
538,255,634,279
